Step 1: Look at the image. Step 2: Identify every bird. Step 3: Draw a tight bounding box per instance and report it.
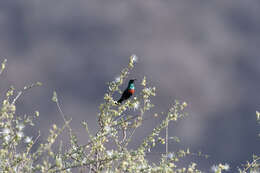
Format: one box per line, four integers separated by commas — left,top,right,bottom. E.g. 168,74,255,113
117,79,136,104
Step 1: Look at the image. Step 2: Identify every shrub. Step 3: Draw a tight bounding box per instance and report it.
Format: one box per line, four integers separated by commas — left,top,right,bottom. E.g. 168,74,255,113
0,56,258,173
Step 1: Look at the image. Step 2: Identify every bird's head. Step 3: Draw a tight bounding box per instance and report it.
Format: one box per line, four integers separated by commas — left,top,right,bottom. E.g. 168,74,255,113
129,79,136,84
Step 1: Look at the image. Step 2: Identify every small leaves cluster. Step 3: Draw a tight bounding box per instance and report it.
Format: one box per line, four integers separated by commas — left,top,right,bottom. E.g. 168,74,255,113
138,100,188,153
210,163,230,173
0,58,7,75
237,112,260,173
257,111,260,137
0,84,40,172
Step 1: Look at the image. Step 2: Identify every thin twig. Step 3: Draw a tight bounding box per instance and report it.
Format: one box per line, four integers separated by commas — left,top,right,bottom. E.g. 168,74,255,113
51,157,115,173
55,96,75,149
12,82,42,105
123,127,137,147
27,131,41,155
56,99,71,130
121,129,127,144
243,157,260,172
12,91,22,105
166,119,169,156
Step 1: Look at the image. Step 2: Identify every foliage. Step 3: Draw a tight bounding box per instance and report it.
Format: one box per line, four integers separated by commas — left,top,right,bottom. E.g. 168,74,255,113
237,112,260,173
0,57,258,173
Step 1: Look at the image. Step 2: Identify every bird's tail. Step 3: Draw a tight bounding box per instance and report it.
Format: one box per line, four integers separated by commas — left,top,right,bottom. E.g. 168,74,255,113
116,99,123,104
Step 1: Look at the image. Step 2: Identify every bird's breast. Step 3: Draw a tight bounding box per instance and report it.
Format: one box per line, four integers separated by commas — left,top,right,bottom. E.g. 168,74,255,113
128,89,135,94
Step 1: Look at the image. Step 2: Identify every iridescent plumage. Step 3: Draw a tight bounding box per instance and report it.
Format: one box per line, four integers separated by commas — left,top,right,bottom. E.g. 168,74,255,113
117,79,136,104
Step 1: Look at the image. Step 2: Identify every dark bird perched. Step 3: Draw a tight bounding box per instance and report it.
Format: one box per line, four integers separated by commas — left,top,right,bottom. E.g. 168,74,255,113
117,79,136,104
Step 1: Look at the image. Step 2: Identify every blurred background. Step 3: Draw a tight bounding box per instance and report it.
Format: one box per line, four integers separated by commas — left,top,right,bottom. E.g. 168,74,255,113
0,0,260,171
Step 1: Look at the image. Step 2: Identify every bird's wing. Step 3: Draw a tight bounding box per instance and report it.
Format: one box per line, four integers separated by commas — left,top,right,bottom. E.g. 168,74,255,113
117,89,128,103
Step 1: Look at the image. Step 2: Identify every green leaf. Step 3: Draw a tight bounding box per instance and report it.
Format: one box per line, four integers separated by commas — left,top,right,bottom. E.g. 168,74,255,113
256,111,260,121
52,91,58,103
0,59,7,75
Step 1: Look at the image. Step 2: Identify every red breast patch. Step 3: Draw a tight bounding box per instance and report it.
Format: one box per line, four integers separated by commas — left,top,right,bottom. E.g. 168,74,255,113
129,89,135,94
